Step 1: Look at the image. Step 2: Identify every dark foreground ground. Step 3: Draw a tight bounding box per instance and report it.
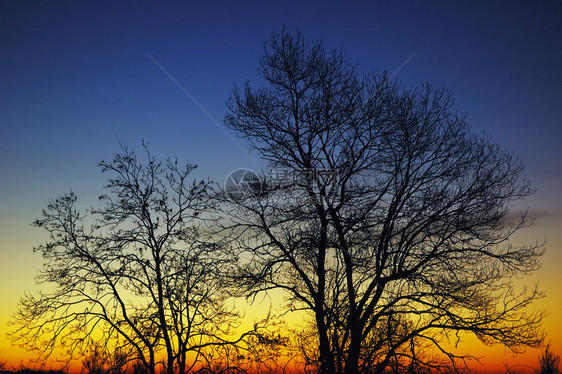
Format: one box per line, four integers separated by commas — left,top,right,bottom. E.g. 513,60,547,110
0,370,66,374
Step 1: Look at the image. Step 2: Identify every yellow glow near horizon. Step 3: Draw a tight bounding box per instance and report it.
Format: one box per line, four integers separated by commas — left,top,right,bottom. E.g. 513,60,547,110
1,218,560,373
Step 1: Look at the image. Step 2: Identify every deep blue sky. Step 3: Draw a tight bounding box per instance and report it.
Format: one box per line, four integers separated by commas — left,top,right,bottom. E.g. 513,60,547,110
2,1,561,191
1,0,562,366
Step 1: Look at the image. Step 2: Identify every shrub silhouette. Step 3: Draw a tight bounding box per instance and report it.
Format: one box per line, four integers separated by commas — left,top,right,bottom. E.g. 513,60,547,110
537,344,560,374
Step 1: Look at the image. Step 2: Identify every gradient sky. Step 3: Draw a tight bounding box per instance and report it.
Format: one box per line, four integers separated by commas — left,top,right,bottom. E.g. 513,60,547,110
1,1,561,372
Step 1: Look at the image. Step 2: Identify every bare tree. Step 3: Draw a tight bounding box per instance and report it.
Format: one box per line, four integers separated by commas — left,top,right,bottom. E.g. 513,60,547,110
222,30,545,374
10,143,244,374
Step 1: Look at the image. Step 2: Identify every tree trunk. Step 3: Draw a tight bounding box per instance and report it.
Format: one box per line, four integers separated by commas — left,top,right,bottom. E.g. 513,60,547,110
316,311,337,374
345,330,362,374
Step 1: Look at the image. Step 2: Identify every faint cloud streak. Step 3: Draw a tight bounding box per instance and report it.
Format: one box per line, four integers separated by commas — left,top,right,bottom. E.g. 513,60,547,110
505,210,562,227
146,52,248,155
388,51,417,81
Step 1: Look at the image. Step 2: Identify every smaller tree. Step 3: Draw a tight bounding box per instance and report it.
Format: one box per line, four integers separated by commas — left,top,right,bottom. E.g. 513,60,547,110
10,143,245,374
537,344,560,374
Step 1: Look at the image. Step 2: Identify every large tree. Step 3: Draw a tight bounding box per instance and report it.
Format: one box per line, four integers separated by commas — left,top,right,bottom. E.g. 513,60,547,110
11,144,244,374
222,30,545,374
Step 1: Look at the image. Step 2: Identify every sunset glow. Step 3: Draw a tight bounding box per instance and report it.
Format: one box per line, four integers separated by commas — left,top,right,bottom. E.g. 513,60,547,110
1,2,561,373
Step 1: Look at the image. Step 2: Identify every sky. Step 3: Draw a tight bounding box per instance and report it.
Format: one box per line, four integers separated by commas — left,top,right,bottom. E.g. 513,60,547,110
1,0,561,372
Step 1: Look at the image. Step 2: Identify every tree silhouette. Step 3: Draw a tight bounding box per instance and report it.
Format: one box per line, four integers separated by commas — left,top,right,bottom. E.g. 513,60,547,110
222,30,545,373
10,143,245,374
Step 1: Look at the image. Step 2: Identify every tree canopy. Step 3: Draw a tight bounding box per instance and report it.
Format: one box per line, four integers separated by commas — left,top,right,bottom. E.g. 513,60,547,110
222,29,545,374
